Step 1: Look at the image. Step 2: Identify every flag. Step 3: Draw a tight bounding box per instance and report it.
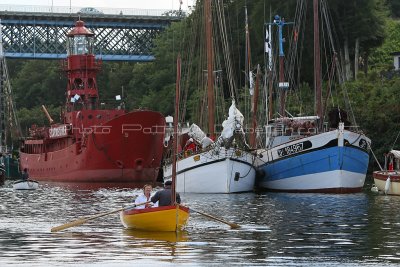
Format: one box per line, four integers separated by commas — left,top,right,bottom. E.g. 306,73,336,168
265,27,271,55
266,25,273,71
249,71,254,95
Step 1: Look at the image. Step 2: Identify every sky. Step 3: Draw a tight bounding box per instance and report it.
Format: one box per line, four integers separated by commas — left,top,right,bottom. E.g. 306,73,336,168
0,0,196,11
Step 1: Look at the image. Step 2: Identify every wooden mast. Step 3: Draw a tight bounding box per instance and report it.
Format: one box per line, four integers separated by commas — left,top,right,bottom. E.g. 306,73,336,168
250,65,260,148
245,4,252,117
205,0,215,138
172,55,181,205
314,0,322,129
267,22,273,121
278,42,285,117
276,15,286,117
273,15,292,117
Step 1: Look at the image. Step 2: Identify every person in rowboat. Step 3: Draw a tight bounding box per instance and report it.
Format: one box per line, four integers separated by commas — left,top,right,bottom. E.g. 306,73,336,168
151,180,181,206
21,168,29,181
134,184,158,209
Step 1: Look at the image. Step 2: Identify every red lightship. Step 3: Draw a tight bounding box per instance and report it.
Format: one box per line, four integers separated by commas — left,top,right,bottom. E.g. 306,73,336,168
19,20,165,184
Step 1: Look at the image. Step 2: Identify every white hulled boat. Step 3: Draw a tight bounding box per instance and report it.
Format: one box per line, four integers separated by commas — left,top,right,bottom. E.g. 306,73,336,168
164,102,256,193
13,180,39,190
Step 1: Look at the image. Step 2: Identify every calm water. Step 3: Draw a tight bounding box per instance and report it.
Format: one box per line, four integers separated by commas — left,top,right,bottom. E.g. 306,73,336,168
1,178,400,266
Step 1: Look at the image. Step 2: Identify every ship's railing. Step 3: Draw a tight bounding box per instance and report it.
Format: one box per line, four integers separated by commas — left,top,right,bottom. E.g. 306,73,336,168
0,146,13,154
60,58,102,72
67,101,124,112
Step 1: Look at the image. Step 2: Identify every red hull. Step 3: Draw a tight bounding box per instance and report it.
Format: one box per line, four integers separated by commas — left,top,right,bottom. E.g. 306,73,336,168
20,110,165,184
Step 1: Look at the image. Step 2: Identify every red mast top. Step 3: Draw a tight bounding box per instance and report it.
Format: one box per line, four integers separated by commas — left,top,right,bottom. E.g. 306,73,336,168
66,20,94,37
65,20,101,114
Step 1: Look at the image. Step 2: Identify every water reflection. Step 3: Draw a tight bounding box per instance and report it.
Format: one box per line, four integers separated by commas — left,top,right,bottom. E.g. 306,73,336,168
0,179,400,266
123,229,189,242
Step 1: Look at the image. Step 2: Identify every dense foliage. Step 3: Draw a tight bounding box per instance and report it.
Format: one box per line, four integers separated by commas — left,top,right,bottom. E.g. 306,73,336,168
6,0,400,171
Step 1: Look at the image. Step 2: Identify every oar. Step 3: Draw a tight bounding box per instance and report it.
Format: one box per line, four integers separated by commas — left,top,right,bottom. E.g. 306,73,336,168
51,201,151,232
189,207,240,229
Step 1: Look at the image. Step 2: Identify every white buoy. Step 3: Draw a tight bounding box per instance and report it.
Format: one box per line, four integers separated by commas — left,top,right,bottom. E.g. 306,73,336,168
371,184,379,193
384,176,391,194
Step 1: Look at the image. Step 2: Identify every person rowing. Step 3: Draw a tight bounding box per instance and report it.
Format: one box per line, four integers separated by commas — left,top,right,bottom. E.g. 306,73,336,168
151,180,181,206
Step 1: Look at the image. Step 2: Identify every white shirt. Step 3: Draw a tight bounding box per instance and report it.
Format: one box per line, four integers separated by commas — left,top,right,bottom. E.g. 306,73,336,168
134,194,158,209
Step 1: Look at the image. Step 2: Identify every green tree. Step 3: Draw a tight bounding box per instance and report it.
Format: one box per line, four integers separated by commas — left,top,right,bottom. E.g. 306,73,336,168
369,19,400,70
387,0,400,17
11,60,65,109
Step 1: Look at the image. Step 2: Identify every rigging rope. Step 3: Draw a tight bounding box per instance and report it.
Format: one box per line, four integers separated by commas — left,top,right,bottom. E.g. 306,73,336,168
391,131,400,150
321,0,358,128
216,0,237,101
